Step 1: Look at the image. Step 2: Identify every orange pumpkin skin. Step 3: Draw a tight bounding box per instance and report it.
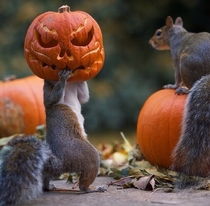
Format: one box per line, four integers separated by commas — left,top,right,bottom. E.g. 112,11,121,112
0,76,45,137
24,5,105,82
137,89,187,169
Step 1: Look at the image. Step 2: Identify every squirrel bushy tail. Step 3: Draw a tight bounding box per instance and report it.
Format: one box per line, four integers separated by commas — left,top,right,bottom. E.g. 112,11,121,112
0,136,51,206
43,70,101,192
171,74,210,188
0,70,104,205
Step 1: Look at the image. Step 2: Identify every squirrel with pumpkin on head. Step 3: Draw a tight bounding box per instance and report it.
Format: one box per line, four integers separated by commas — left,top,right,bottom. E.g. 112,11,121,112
149,16,210,188
0,70,106,206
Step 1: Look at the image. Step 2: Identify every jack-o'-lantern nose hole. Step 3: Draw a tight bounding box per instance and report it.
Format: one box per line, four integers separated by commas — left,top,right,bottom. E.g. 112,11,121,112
60,49,65,58
59,49,71,58
71,27,94,46
24,5,105,82
66,49,71,57
51,64,56,70
42,62,47,67
35,29,58,48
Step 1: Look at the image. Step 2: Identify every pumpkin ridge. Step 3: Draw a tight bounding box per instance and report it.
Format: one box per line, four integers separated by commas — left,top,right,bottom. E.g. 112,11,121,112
137,89,187,169
25,76,44,126
138,103,148,163
21,77,39,133
24,5,104,82
0,76,45,137
167,91,178,167
24,76,45,133
137,101,146,162
153,90,172,166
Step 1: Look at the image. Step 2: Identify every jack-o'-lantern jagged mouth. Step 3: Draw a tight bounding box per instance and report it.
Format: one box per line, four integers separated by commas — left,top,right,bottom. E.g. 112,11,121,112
41,62,87,74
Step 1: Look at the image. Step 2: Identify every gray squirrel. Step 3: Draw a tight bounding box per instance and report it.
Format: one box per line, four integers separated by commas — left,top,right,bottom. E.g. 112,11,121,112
0,70,105,205
149,16,210,187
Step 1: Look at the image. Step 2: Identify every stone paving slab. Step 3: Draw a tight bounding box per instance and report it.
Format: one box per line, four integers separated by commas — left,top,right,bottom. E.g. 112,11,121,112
20,176,210,206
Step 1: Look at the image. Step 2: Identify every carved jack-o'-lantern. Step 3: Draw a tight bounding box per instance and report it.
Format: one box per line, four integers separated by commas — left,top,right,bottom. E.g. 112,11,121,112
24,5,105,81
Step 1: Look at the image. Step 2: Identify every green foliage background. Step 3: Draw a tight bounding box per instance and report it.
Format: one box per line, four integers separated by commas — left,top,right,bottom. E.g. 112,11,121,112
0,0,210,133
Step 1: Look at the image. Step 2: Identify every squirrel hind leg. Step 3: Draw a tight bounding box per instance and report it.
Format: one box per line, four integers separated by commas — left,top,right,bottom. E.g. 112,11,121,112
78,171,107,193
79,182,107,193
43,155,63,191
78,172,106,193
78,172,96,192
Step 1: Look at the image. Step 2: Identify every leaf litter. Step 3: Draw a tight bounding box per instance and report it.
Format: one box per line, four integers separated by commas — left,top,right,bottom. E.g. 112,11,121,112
98,131,210,192
1,128,210,192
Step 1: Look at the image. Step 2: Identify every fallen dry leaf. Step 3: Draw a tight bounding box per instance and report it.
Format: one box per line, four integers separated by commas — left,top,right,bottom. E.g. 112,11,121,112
132,175,155,190
112,152,128,165
107,176,134,187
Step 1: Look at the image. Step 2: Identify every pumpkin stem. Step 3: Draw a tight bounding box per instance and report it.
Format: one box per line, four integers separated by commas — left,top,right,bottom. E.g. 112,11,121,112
58,5,70,13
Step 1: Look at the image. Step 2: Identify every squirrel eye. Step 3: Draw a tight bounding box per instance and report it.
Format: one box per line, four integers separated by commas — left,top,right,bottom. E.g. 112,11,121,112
156,30,162,37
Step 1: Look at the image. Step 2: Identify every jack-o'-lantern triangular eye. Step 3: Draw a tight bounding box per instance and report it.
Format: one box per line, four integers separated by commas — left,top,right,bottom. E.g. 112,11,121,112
35,28,58,48
24,5,104,82
71,27,94,46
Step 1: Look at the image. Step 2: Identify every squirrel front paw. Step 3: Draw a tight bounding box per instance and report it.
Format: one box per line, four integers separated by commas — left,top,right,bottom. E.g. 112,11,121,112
163,84,178,89
58,69,72,80
43,183,57,191
175,86,189,95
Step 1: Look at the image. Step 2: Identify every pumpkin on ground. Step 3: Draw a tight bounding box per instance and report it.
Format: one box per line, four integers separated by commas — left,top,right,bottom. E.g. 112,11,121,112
137,89,187,169
0,76,45,137
24,5,105,82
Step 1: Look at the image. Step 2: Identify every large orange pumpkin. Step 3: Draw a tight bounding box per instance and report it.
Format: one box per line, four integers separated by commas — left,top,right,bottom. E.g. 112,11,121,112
137,89,187,169
0,76,45,137
24,5,105,82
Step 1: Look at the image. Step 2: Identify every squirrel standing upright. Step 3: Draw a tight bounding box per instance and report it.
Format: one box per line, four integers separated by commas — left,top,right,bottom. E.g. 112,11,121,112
149,16,210,187
0,70,104,205
42,70,101,192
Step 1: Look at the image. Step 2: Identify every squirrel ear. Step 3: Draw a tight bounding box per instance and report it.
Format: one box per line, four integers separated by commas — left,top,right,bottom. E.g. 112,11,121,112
175,17,183,26
166,16,173,28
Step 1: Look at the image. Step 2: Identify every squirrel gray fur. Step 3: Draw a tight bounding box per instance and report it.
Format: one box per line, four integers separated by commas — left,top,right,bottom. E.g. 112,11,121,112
0,70,103,205
149,16,210,188
149,16,210,94
0,136,50,206
172,74,210,188
42,69,100,192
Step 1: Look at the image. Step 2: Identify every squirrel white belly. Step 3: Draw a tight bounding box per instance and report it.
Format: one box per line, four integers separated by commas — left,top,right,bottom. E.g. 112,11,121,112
0,70,104,205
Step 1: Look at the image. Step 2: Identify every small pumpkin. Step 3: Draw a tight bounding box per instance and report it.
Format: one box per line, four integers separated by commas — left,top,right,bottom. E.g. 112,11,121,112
24,5,105,82
0,76,45,137
137,89,187,169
